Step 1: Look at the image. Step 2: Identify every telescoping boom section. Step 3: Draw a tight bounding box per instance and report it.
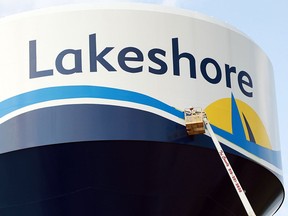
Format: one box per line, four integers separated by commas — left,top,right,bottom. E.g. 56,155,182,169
184,108,256,216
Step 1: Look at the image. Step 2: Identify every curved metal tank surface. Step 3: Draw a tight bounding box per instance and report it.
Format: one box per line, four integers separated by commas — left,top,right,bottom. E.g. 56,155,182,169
0,3,284,216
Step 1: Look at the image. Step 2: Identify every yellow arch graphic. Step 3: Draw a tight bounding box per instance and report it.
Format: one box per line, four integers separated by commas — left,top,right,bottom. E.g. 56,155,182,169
205,98,271,149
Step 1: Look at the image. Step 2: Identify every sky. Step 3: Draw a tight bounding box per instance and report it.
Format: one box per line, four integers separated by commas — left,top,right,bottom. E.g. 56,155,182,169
0,0,287,215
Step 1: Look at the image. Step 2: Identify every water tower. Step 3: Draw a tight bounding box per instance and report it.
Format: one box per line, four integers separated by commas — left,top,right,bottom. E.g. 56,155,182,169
0,4,283,215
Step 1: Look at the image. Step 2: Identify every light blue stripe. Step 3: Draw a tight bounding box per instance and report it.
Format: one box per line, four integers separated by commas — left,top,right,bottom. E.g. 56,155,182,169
0,85,184,119
211,125,281,169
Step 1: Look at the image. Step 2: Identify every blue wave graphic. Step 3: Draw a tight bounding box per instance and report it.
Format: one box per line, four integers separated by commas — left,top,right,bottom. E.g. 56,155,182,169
0,85,184,119
211,125,281,168
0,85,281,169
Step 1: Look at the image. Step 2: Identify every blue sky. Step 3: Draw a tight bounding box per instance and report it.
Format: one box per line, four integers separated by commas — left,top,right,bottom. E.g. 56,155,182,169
0,0,287,215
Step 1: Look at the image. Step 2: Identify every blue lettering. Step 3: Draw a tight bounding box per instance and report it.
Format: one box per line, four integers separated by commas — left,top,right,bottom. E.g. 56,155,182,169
238,71,253,97
172,38,196,78
29,40,53,78
200,58,222,84
148,48,167,75
89,34,116,72
28,35,254,97
225,64,236,88
118,47,143,73
56,49,82,75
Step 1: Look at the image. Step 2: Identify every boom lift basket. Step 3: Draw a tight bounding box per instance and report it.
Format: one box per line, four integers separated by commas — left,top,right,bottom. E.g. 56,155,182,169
184,107,205,135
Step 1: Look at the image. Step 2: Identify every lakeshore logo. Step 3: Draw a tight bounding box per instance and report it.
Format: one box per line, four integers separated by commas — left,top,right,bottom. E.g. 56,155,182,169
205,94,280,168
29,33,254,98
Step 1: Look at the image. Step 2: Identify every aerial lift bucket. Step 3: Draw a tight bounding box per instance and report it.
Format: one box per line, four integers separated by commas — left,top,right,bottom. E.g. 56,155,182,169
184,107,205,135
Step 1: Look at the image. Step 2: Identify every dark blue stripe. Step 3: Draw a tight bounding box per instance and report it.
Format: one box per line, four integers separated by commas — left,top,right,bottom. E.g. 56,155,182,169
0,104,188,154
